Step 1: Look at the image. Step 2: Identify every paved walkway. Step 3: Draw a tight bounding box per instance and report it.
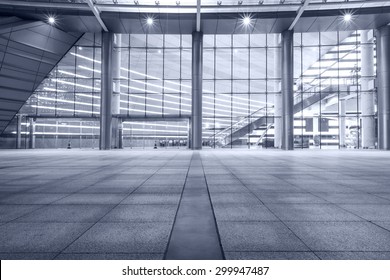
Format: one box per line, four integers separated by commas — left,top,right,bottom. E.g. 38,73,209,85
0,149,390,260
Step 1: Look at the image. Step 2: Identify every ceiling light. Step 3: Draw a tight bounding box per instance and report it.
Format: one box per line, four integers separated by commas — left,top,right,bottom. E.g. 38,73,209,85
48,16,55,25
147,17,154,25
243,16,251,26
343,13,352,22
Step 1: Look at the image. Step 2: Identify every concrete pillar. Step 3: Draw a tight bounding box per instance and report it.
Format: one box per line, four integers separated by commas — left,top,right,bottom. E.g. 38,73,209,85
281,30,294,150
273,34,282,149
339,99,346,148
100,32,113,150
112,34,121,149
28,118,35,149
360,30,376,149
16,115,22,149
191,31,203,150
376,25,390,150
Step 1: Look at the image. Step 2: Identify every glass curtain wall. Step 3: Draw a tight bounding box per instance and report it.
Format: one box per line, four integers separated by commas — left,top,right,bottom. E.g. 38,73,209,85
1,30,377,149
202,34,280,149
294,31,376,149
203,31,377,149
1,33,191,149
118,34,192,117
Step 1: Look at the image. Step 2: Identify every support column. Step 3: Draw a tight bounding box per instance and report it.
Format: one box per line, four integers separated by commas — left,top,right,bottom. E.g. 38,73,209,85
16,115,22,149
339,99,346,148
313,114,319,147
377,25,390,150
100,32,113,150
273,34,282,149
191,31,203,150
281,30,294,150
112,34,121,149
361,30,376,149
28,118,35,149
118,119,123,149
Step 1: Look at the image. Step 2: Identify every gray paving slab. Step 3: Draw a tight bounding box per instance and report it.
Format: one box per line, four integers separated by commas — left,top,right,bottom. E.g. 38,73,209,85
0,193,69,205
257,192,328,204
135,186,184,194
286,221,390,251
16,205,113,223
266,204,363,221
64,222,172,253
371,222,390,231
0,222,92,253
165,154,223,260
1,149,390,259
0,253,57,260
54,253,164,260
101,205,178,222
79,186,138,194
0,186,35,193
372,193,390,200
225,251,319,260
338,204,390,221
27,185,88,193
120,194,181,205
213,204,279,221
207,184,250,193
210,193,259,204
312,193,390,204
218,221,310,252
316,251,390,260
0,205,42,222
54,194,127,205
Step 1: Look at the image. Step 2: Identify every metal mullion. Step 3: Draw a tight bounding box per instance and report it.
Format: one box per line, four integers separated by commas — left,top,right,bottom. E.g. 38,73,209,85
230,34,233,149
92,37,96,117
128,35,131,118
73,46,77,118
213,35,216,149
248,34,251,149
319,33,322,150
265,34,269,149
55,64,58,117
179,34,182,118
337,31,341,149
145,34,148,118
356,31,360,149
300,33,304,148
162,34,165,117
300,34,304,148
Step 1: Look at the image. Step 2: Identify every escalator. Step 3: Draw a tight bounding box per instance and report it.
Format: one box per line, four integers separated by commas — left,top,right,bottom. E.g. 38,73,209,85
208,84,341,147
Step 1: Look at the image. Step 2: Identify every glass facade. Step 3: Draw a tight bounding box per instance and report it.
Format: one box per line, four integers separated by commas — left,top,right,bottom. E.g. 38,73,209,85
294,31,376,149
202,34,279,149
0,30,378,150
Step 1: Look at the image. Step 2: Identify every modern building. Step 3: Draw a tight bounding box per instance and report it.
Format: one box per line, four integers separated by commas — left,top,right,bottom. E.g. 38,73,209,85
1,0,390,260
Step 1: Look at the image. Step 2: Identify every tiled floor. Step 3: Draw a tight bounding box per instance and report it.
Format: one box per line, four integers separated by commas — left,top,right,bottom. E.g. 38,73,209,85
0,149,390,260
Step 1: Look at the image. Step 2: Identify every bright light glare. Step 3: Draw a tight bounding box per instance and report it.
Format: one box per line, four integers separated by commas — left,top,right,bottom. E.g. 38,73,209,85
243,16,251,25
147,17,153,25
48,17,55,24
343,13,352,22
